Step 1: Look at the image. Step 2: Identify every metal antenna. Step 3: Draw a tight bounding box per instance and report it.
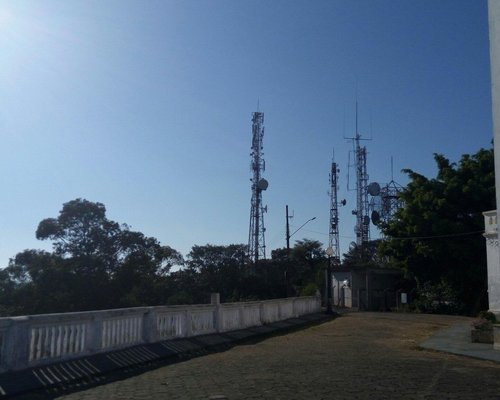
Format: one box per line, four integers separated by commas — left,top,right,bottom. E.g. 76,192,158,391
345,101,371,247
329,149,343,264
391,156,394,182
248,111,268,264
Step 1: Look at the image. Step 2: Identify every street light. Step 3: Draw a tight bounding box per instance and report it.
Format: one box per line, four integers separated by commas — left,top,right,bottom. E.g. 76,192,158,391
286,205,316,253
284,205,316,297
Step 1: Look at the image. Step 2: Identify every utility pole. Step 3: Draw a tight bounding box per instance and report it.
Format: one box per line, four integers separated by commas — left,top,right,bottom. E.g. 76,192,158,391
286,205,291,253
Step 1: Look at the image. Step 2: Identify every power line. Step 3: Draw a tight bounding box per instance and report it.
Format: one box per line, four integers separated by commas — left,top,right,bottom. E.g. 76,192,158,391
297,227,484,241
386,230,484,241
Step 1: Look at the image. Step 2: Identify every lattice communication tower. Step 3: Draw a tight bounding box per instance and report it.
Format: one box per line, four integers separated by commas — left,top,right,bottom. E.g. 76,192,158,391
369,159,405,226
329,158,344,264
347,103,370,247
248,111,268,263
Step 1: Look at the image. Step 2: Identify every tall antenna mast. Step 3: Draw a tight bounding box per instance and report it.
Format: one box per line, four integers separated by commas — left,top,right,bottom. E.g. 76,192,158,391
346,101,371,247
248,111,268,263
329,151,344,264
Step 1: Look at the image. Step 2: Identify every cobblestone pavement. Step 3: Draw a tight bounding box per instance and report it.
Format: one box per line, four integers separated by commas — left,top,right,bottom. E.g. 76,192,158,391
49,312,500,400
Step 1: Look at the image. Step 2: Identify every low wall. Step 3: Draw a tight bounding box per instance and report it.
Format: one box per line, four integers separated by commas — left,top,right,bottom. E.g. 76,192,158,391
0,295,320,372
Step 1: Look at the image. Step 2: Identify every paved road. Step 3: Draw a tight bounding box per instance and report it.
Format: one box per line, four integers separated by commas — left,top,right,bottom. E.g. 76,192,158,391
47,312,500,399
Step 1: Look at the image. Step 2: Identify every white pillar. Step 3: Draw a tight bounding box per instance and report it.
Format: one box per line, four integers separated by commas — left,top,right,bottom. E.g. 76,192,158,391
484,211,500,313
489,0,500,313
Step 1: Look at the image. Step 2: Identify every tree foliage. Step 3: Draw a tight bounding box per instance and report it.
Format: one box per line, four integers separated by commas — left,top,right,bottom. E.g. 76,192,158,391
0,199,324,316
379,148,495,314
1,199,184,314
270,239,326,297
342,240,384,270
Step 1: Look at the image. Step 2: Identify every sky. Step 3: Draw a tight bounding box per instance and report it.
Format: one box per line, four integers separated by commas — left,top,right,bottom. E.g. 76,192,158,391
0,0,494,267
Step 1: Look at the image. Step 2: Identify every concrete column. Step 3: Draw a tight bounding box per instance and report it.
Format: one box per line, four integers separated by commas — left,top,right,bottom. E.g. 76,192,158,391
211,293,222,332
488,1,500,313
87,314,103,353
2,318,30,371
489,5,500,250
143,308,157,343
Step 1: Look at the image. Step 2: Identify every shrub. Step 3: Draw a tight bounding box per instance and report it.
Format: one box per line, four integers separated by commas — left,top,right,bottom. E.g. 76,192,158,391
471,318,493,331
300,282,319,296
477,310,497,323
412,281,462,314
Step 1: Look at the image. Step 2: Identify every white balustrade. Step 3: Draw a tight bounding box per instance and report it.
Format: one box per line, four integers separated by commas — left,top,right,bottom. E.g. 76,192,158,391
101,315,142,349
279,300,294,319
261,301,280,323
29,323,87,362
156,310,186,339
241,303,262,328
189,308,216,335
0,295,320,372
220,306,241,332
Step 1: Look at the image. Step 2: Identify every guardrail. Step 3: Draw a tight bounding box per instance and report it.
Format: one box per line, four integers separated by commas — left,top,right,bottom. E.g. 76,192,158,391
0,295,320,372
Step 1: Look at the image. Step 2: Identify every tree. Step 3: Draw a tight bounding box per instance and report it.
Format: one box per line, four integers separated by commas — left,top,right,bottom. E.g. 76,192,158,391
272,239,326,296
379,148,495,314
185,244,248,302
3,250,78,313
2,199,183,314
342,240,385,270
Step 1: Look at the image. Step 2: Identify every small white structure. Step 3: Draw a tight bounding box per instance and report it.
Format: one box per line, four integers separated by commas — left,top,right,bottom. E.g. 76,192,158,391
331,267,402,311
484,211,500,315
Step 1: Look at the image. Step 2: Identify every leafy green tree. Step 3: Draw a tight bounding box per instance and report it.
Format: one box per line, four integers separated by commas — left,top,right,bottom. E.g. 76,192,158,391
185,244,248,302
2,199,183,314
379,148,495,314
273,239,326,296
342,240,385,269
3,250,77,313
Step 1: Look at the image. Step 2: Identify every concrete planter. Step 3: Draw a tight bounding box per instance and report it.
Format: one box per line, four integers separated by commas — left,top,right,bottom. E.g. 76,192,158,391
494,325,500,350
471,328,494,344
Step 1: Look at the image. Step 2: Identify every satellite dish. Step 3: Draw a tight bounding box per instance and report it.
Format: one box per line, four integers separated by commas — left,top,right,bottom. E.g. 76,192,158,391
371,210,381,225
367,182,381,196
341,199,347,206
257,179,269,190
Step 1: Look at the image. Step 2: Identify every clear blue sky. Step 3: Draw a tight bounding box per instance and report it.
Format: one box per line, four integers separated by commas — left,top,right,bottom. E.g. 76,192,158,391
0,0,493,266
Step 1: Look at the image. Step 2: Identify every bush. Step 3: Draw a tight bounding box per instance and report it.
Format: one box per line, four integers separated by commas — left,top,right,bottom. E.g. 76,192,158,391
477,310,497,323
300,282,319,296
412,280,462,314
471,318,493,331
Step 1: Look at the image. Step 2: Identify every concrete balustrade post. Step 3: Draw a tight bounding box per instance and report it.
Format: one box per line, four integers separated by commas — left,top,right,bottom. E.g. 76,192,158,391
211,293,222,332
87,314,103,354
2,318,30,371
143,308,157,343
184,309,192,337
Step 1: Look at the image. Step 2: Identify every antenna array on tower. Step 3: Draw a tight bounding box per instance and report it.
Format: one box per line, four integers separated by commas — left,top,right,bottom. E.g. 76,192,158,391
329,157,344,264
248,111,268,263
346,103,371,247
